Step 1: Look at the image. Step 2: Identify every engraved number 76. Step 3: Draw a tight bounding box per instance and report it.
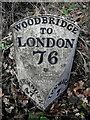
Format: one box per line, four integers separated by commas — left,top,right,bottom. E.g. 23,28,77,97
33,50,58,65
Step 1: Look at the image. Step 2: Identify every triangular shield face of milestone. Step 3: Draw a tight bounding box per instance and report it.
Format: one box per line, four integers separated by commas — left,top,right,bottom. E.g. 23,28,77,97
11,15,80,110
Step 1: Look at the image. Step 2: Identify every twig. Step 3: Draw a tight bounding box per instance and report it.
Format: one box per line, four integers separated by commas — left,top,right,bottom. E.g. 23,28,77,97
77,50,89,74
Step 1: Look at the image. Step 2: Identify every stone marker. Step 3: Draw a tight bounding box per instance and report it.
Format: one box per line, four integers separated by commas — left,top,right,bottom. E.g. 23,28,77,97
11,15,80,110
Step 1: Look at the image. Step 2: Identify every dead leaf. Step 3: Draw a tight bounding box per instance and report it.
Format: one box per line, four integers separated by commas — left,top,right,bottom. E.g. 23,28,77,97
74,86,81,91
79,80,84,88
0,88,4,98
74,92,80,96
84,88,90,97
50,104,55,110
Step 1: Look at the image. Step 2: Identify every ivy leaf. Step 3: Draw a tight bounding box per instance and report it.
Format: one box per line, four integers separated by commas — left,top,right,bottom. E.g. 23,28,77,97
40,116,49,120
61,10,68,15
28,113,49,120
68,4,76,9
80,113,85,115
0,41,10,50
0,43,5,49
61,104,66,107
82,103,87,109
36,112,44,116
28,113,39,120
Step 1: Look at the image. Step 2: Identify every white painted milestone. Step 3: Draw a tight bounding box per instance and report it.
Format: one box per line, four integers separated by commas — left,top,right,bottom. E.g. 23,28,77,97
11,15,80,110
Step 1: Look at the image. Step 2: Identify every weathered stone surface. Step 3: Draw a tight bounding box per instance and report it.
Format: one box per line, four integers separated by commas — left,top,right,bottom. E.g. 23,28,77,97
11,15,80,110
